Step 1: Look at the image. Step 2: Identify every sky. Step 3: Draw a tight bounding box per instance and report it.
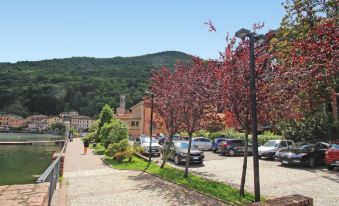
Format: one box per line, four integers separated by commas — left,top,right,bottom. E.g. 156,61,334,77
0,0,286,63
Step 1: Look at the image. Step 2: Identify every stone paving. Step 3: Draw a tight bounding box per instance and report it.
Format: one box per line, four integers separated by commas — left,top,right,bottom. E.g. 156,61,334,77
0,183,49,206
167,154,339,206
62,138,229,206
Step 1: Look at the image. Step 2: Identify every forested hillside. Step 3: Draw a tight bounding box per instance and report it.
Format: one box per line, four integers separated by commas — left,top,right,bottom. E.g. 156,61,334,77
0,51,192,117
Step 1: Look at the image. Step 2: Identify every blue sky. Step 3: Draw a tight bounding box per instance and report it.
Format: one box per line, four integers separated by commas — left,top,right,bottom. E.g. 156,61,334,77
0,0,285,63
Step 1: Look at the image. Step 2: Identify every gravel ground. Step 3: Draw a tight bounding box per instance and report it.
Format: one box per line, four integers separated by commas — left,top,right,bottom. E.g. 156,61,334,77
152,151,339,206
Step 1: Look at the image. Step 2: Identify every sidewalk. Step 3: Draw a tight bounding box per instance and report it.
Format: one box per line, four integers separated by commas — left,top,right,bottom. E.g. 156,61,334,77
59,138,229,206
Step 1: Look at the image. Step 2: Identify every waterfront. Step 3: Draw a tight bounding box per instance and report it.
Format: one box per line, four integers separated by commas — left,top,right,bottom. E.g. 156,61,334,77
0,133,63,185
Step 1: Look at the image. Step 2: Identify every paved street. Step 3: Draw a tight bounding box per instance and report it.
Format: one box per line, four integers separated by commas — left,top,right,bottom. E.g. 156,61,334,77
152,151,339,206
61,139,229,206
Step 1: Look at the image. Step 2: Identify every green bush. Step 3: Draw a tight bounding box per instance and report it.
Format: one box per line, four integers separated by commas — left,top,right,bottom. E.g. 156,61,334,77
105,139,135,162
99,118,128,148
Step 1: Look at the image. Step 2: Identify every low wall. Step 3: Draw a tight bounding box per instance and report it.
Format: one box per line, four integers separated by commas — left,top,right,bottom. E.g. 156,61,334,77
52,153,65,176
0,183,49,206
251,194,313,206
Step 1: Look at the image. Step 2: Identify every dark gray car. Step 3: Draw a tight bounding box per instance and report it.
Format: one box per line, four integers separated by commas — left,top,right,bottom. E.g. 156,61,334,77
217,139,252,156
162,141,204,165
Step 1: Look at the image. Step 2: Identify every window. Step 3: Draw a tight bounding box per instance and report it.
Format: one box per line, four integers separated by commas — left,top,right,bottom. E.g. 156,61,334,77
135,121,139,127
279,141,288,148
131,121,135,126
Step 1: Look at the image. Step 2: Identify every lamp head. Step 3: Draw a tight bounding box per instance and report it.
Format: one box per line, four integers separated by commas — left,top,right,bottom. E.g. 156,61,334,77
235,28,251,39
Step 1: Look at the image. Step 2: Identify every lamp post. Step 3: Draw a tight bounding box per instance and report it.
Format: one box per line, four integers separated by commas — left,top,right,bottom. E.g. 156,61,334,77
235,28,264,202
145,91,155,163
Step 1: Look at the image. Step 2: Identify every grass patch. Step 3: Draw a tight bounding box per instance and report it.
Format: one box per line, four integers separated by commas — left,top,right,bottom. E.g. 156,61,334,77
90,142,105,155
104,156,256,205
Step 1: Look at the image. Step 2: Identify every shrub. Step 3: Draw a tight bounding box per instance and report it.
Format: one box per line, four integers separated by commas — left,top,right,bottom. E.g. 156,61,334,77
99,118,128,148
105,139,135,162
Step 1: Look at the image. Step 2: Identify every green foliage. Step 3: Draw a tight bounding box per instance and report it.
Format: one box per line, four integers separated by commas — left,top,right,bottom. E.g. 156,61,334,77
0,51,192,117
104,156,256,205
278,111,336,142
99,118,128,148
105,139,134,162
97,104,113,134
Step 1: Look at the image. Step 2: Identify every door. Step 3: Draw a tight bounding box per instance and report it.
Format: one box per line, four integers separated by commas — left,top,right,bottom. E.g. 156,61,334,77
193,138,203,149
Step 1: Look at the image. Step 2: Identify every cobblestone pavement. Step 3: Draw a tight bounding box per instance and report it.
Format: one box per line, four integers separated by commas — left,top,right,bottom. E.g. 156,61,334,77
63,139,229,206
154,152,339,206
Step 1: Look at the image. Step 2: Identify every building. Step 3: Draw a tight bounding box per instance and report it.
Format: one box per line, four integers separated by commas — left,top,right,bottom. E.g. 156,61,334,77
0,114,26,128
27,115,49,131
70,116,95,131
60,111,79,119
0,114,10,127
8,115,26,128
116,101,167,137
48,116,63,126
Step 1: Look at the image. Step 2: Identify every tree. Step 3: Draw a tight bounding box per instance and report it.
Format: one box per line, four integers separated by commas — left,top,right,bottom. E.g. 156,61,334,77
218,29,272,196
150,66,182,168
99,118,128,148
97,104,113,137
175,58,219,178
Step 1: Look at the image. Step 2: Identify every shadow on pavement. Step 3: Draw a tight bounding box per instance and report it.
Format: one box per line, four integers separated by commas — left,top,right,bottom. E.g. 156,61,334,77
127,173,228,206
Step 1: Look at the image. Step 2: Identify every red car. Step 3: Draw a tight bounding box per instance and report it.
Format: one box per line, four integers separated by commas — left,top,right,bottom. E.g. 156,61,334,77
325,140,339,170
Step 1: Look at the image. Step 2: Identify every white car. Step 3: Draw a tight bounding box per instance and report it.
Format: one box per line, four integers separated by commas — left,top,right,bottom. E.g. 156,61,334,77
258,140,294,159
192,137,212,150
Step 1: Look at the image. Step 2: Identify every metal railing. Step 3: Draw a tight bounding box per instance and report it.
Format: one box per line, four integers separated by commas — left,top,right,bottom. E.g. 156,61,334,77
37,140,67,206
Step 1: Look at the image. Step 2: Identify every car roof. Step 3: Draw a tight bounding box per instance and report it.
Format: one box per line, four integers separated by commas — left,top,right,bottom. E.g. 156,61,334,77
331,140,339,144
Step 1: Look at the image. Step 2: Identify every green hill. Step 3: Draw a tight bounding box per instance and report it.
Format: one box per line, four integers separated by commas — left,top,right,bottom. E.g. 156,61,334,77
0,51,192,117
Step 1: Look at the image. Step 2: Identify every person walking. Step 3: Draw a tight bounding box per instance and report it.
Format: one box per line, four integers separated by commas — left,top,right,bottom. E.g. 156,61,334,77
83,138,89,155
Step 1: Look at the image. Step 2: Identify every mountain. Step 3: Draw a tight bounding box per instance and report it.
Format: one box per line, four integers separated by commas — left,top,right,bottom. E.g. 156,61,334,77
0,51,192,117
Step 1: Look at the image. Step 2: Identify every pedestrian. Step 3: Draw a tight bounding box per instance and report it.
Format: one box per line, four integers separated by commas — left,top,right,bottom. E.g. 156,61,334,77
68,132,73,142
83,138,89,155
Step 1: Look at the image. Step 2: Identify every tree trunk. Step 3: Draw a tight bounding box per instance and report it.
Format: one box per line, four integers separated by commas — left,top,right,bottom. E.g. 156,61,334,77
183,134,193,178
160,135,173,168
240,129,249,197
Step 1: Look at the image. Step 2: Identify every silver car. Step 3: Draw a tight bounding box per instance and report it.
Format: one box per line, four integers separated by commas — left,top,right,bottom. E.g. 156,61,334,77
134,136,161,156
192,137,212,150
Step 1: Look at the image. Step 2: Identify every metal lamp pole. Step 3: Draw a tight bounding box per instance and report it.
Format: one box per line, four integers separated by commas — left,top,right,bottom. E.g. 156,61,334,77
235,28,262,202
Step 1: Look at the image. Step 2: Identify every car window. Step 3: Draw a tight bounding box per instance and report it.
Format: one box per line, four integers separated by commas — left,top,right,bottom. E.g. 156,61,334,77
135,137,140,142
319,143,328,150
279,141,288,148
203,138,211,142
287,141,293,146
264,141,279,147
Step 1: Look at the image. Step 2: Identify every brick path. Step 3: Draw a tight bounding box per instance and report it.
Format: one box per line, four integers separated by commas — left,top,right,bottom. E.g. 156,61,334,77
61,138,229,206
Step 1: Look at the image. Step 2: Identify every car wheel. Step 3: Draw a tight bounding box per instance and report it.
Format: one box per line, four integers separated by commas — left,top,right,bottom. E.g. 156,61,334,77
308,157,315,168
228,149,235,157
327,165,334,170
174,155,181,165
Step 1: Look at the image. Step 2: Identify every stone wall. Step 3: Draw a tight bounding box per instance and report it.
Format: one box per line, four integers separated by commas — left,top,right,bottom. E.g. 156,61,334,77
251,194,313,206
0,183,49,206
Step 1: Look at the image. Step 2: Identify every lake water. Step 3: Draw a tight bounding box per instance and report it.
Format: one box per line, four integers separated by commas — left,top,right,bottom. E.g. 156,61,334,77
0,133,63,185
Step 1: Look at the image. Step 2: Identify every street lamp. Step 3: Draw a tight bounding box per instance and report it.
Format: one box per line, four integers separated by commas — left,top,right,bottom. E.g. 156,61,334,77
235,28,265,202
145,91,155,163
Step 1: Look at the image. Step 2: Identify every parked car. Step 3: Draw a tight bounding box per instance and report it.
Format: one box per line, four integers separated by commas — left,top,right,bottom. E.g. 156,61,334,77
275,142,329,167
218,139,252,156
134,136,161,156
192,137,212,150
258,140,294,159
212,138,227,152
162,141,204,165
325,140,339,170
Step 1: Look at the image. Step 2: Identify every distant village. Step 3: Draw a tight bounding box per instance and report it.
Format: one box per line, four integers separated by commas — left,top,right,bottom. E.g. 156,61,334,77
0,111,95,132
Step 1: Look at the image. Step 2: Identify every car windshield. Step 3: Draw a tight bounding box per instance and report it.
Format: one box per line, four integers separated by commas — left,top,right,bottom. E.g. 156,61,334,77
330,143,339,149
264,141,279,147
291,143,311,151
141,138,158,144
